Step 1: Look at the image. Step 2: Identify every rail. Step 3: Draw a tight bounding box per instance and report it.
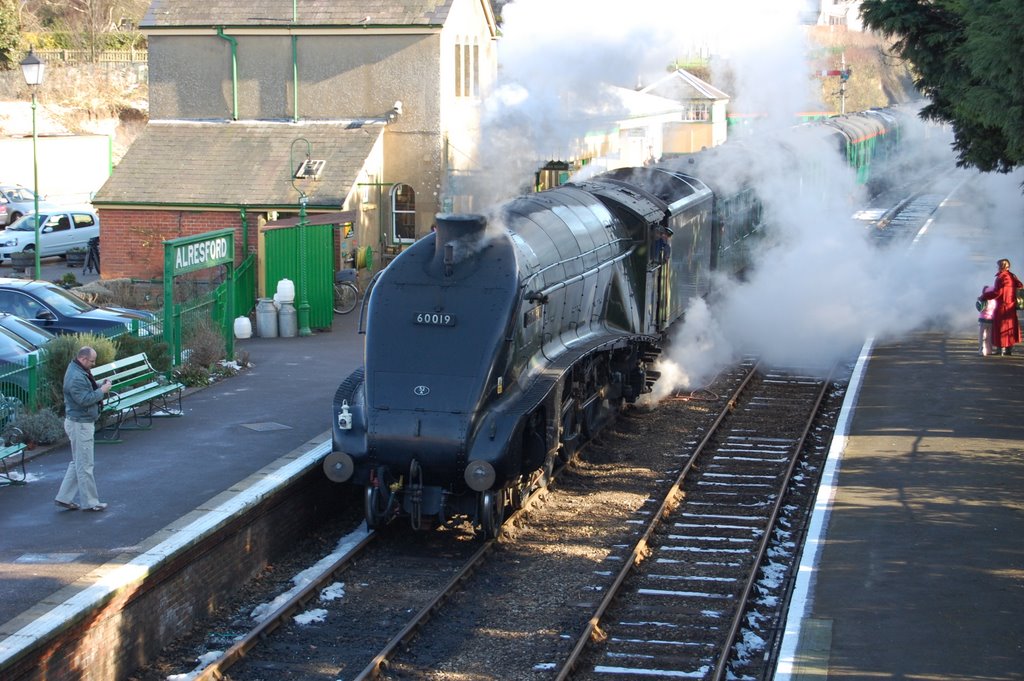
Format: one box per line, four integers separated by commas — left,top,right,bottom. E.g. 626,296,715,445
556,361,837,680
555,359,760,680
191,417,585,680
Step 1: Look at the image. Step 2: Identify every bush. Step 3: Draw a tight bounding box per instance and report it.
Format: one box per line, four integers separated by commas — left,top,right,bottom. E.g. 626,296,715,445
10,408,64,445
182,315,226,369
173,364,210,388
40,334,117,413
55,272,80,289
73,278,161,310
115,334,172,373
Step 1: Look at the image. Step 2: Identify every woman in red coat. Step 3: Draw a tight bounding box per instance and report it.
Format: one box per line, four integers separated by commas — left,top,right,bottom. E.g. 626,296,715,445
980,259,1023,355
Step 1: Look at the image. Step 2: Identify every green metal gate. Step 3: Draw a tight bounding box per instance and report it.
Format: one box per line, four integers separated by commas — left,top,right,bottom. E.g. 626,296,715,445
262,221,336,331
163,229,235,365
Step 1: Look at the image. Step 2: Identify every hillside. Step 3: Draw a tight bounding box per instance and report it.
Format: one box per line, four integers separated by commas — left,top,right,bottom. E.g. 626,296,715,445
0,63,147,164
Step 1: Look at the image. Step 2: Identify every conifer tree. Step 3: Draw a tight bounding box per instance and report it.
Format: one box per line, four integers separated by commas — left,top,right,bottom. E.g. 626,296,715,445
861,0,1024,173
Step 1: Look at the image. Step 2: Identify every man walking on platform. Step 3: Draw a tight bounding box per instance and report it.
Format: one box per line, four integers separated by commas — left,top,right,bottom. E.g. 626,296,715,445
54,346,112,512
980,258,1023,356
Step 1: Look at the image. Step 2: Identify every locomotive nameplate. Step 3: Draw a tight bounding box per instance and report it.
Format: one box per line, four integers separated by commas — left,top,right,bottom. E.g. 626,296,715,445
415,312,457,326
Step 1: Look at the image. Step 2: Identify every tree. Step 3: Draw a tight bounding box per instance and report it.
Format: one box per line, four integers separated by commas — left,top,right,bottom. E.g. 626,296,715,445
23,0,147,54
860,0,1024,173
0,0,19,69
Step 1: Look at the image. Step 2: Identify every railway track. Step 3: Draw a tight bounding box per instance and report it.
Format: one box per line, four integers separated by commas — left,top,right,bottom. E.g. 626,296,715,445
199,528,488,680
140,359,847,681
562,363,836,680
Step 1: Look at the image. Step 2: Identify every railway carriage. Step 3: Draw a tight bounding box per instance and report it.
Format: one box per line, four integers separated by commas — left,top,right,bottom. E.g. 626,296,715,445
821,109,902,185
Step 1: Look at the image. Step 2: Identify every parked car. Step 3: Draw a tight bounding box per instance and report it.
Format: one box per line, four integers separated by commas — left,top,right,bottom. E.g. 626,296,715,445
0,313,55,348
0,208,99,262
0,278,157,337
0,323,46,398
0,185,56,227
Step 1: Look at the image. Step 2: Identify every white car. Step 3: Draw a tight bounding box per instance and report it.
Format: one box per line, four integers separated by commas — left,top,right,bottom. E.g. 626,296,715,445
0,185,57,227
0,209,99,261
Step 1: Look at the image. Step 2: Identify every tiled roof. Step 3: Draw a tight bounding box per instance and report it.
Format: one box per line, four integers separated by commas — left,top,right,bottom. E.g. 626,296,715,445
92,121,384,209
641,69,730,103
608,86,685,118
142,0,456,28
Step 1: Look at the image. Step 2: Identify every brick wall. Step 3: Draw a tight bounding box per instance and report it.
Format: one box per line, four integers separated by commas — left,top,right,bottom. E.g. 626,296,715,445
97,209,259,280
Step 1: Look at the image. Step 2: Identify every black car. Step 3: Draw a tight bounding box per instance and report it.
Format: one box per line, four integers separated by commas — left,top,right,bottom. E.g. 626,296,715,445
0,278,157,337
0,323,45,399
0,313,55,348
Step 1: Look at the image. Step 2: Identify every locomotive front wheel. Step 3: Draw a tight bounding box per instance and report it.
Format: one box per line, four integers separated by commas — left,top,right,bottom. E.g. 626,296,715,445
365,485,387,530
479,490,504,539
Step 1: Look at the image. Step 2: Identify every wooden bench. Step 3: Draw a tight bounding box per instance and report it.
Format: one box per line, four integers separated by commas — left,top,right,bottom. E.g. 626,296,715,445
92,353,185,443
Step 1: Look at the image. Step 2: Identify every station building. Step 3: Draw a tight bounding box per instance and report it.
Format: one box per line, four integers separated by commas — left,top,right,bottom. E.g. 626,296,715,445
92,0,498,287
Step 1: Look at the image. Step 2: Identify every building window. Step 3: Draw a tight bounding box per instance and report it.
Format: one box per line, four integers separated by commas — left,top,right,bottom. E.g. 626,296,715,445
454,38,479,98
391,183,416,243
683,102,710,122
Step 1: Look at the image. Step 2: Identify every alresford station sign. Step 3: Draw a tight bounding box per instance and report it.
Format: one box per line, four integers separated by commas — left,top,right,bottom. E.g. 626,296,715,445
167,230,234,276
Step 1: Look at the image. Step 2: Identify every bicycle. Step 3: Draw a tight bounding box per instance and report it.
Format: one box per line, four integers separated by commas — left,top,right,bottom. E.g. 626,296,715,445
333,268,360,314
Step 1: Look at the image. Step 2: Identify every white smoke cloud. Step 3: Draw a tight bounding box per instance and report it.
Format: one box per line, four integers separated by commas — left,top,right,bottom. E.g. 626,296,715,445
473,0,814,203
660,138,1024,391
487,0,1024,394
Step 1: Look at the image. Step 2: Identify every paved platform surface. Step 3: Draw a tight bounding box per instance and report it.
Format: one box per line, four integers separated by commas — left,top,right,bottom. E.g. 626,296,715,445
782,333,1024,681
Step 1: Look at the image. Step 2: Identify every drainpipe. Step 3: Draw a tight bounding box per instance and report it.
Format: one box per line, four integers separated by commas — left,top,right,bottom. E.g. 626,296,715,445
216,27,239,121
240,206,248,254
292,35,300,122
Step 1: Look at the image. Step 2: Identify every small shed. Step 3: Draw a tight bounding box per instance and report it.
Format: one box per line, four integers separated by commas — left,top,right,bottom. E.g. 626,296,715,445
640,69,730,153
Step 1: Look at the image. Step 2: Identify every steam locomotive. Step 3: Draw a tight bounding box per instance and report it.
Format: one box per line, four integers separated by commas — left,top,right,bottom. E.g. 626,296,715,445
323,108,904,537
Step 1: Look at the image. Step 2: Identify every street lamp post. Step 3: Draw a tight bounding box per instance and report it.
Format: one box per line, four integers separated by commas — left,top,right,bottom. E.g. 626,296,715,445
290,138,313,337
20,49,45,280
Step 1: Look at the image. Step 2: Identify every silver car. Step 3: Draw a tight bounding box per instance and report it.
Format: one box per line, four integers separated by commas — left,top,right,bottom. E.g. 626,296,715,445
0,208,100,261
0,185,55,227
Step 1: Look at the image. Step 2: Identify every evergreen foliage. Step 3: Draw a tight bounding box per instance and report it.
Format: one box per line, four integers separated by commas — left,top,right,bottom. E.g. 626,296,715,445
0,0,19,69
861,0,1024,173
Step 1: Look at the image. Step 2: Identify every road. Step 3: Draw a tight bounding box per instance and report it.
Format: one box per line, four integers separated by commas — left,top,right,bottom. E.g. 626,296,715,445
0,254,99,286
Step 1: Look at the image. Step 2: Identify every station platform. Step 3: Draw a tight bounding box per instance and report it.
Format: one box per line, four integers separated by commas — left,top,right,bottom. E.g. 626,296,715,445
0,172,1020,681
778,331,1024,680
777,172,1024,680
0,308,364,652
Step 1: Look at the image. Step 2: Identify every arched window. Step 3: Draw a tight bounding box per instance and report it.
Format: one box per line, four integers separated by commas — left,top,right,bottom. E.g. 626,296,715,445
391,183,416,243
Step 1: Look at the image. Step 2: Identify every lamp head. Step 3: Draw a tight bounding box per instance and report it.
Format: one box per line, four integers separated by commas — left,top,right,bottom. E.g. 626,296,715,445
20,49,45,87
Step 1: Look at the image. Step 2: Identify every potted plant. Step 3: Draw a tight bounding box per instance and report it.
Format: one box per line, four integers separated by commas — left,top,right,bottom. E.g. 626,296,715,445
66,247,87,268
9,250,35,274
55,272,80,289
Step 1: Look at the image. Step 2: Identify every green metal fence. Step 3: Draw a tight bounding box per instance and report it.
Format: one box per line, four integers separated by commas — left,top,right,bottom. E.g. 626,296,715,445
0,316,156,415
0,355,40,412
167,279,227,367
165,253,255,367
1,248,256,420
